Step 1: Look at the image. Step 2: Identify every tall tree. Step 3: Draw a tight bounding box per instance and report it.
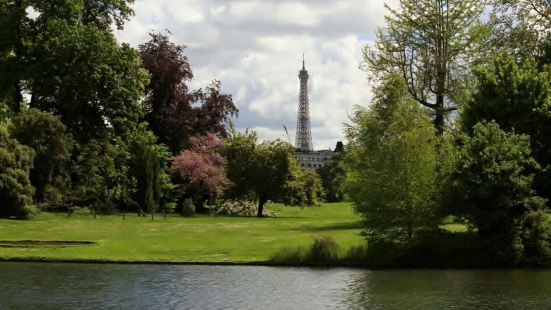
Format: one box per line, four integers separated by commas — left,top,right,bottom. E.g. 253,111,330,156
0,123,35,219
0,0,138,117
317,142,346,202
10,109,73,204
171,134,229,213
28,22,148,141
487,0,550,60
462,54,551,202
127,124,171,217
364,0,486,133
139,33,238,154
222,131,300,217
345,74,439,242
449,122,549,264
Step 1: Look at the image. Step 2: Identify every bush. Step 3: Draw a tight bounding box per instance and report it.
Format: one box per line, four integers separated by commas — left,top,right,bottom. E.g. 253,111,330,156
9,109,73,205
449,121,549,264
209,200,278,217
308,236,339,265
71,137,136,214
182,198,195,217
270,236,339,266
0,124,37,219
270,246,307,265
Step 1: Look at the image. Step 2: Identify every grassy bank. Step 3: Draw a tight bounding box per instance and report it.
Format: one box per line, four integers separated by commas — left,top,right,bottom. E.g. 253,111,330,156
0,203,364,263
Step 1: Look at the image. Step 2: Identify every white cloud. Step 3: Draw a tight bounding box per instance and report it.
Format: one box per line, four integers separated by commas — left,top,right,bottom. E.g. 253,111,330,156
117,0,397,149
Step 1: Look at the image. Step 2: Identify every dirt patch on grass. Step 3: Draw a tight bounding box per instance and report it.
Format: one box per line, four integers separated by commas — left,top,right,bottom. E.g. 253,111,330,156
0,240,96,248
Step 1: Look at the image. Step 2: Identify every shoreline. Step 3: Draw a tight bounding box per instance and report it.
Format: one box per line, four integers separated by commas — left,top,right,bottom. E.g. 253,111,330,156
2,257,550,270
0,256,275,267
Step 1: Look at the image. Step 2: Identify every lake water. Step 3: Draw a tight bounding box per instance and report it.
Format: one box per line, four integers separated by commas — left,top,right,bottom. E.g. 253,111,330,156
1,262,551,309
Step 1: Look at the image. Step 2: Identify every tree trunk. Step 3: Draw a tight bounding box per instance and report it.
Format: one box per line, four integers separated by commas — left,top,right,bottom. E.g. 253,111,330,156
257,198,266,218
434,94,445,135
12,0,23,114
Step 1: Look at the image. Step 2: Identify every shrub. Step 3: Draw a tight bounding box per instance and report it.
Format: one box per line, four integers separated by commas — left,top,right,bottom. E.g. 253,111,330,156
270,236,340,266
210,200,278,217
449,121,549,264
9,108,73,205
182,198,195,217
0,124,37,219
270,247,307,265
71,137,136,214
308,236,339,265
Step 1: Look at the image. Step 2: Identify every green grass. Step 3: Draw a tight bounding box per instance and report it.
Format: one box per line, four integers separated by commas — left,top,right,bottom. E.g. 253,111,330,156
0,202,364,263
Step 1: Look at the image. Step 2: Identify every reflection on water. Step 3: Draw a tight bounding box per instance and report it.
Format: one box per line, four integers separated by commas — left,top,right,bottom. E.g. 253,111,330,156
0,263,550,309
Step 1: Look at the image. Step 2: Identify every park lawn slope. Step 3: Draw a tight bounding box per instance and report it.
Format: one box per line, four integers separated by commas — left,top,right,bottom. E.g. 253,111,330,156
0,203,364,263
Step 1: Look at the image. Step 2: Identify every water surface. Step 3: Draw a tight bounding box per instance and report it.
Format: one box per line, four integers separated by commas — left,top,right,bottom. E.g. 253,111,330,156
1,263,550,309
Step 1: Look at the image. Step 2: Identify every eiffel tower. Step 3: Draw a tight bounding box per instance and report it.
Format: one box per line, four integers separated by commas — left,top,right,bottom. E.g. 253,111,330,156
295,55,313,152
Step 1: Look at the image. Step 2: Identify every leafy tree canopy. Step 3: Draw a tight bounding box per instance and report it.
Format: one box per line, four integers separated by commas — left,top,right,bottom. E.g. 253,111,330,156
363,0,486,133
345,74,440,242
0,122,35,219
139,33,238,154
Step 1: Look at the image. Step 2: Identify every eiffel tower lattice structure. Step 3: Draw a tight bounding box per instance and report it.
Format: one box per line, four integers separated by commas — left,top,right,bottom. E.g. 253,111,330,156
295,55,313,152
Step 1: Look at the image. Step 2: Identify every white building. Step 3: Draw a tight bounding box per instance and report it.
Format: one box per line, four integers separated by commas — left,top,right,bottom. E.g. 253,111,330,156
295,149,333,170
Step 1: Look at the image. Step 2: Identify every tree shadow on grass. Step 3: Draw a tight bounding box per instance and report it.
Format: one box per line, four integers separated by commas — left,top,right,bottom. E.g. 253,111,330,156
292,221,364,232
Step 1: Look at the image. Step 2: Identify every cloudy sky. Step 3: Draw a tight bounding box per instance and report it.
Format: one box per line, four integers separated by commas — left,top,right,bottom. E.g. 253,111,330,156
117,0,398,150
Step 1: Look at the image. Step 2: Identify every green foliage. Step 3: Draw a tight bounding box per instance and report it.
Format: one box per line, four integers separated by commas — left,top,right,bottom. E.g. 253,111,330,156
449,121,549,264
487,0,550,60
284,169,324,207
309,236,339,265
128,124,173,217
462,54,551,201
30,21,148,140
363,0,486,132
345,74,440,242
0,0,145,126
317,144,346,202
0,123,36,219
222,130,301,217
270,236,340,266
9,109,73,204
71,136,135,214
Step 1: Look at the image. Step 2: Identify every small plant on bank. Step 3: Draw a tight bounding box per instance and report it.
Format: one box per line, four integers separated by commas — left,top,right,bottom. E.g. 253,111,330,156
308,236,339,265
270,236,340,266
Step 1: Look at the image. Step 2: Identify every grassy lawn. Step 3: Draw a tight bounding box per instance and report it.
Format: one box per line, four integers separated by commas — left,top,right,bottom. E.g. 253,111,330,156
0,202,364,263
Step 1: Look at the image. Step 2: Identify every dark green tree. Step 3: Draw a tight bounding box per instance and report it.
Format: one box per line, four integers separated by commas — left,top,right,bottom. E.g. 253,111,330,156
29,22,148,141
449,122,549,264
462,54,551,202
223,131,300,217
71,136,135,214
284,169,324,207
317,142,346,202
128,124,172,218
9,108,73,204
0,123,36,219
0,0,140,117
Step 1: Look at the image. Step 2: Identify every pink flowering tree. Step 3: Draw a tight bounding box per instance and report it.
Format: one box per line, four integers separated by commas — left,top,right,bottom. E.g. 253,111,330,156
171,133,229,212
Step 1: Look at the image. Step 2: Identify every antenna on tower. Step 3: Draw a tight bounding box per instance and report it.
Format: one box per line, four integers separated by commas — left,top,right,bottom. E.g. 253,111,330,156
302,53,305,69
